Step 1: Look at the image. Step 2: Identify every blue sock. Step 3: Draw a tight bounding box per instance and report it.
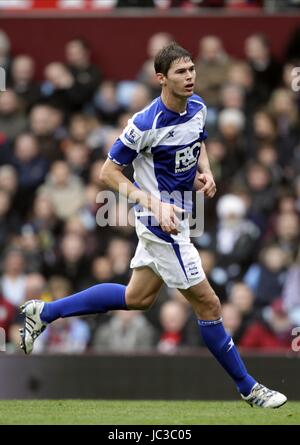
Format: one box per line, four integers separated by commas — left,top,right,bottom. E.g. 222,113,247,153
41,283,127,323
198,318,256,396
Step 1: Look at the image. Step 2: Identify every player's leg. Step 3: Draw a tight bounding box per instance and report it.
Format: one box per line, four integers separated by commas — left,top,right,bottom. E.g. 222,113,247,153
179,279,287,408
125,266,164,310
179,278,256,396
39,266,162,322
20,266,162,354
179,278,222,320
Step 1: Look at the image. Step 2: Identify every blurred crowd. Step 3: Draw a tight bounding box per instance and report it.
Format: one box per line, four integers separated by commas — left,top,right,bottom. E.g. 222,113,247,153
96,0,265,10
96,0,300,11
0,27,300,355
75,1,300,11
0,0,299,11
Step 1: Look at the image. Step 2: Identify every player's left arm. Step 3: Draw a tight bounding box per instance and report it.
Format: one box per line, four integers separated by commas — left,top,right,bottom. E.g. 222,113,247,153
194,142,217,198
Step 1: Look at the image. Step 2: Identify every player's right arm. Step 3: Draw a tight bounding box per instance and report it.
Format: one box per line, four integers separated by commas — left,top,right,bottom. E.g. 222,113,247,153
100,159,182,235
100,119,182,235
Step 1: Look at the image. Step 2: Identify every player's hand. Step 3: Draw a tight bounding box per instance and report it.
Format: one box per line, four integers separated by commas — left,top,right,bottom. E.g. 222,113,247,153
195,173,216,198
153,201,185,235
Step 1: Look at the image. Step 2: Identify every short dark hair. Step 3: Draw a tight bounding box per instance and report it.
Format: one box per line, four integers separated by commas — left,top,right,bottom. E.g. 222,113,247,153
154,42,193,76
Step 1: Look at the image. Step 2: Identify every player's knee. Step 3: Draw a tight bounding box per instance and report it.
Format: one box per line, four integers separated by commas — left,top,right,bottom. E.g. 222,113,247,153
125,289,156,311
206,292,222,318
135,296,154,311
194,289,221,319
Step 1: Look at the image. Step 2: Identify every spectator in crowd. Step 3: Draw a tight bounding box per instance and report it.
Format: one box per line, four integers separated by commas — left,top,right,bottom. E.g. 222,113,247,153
90,256,115,285
28,193,62,249
235,161,277,230
0,249,27,307
205,138,239,194
244,244,289,308
0,188,19,252
40,316,90,354
0,90,27,142
194,36,233,108
78,183,100,233
107,237,133,284
127,83,152,115
221,303,243,342
64,214,98,259
220,83,245,112
217,108,246,171
18,225,44,273
262,193,299,245
101,128,124,159
277,193,298,215
269,212,300,260
228,282,257,339
282,249,300,327
38,161,85,221
268,88,300,167
10,133,49,216
214,193,260,281
137,32,173,97
29,104,65,162
157,300,189,353
198,249,227,302
255,143,282,185
251,110,277,150
65,38,102,105
92,310,156,352
239,299,292,350
295,175,300,212
0,291,16,340
244,33,281,104
33,276,90,354
226,61,258,117
0,165,18,198
41,62,85,115
9,55,40,111
169,289,202,347
89,160,106,187
24,273,47,300
92,81,125,126
84,255,121,333
66,114,92,145
47,276,72,302
44,233,91,292
63,141,90,182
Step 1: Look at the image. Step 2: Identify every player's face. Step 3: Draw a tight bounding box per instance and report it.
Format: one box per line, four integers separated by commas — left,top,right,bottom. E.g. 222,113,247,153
165,58,196,98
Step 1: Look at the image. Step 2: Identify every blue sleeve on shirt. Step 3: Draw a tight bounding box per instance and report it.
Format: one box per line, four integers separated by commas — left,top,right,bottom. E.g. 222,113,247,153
108,138,139,166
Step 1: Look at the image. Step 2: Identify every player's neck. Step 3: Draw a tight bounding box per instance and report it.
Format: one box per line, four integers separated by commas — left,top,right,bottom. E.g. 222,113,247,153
160,91,188,114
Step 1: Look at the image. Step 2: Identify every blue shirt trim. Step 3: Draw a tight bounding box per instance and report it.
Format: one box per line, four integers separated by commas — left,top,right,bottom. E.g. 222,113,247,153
108,138,138,166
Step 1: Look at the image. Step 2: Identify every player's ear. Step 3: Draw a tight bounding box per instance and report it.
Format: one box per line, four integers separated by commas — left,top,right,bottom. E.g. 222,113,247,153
156,72,165,86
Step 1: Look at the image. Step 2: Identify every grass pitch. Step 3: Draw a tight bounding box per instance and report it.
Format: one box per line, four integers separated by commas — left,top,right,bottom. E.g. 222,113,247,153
0,400,299,425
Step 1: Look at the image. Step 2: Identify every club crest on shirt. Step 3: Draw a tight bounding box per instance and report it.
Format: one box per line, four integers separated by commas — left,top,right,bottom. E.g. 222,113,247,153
125,127,141,145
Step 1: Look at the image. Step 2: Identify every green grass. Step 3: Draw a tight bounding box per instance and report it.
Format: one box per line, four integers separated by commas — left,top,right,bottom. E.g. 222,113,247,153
0,400,299,425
